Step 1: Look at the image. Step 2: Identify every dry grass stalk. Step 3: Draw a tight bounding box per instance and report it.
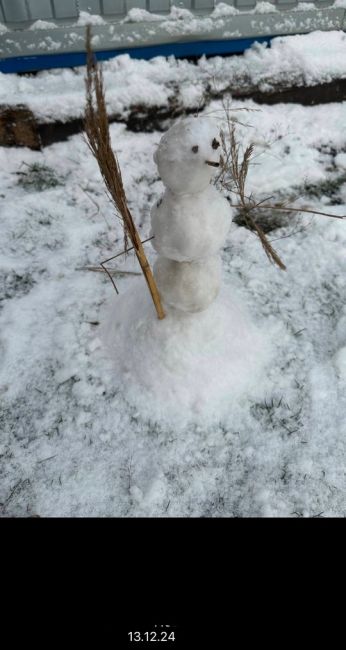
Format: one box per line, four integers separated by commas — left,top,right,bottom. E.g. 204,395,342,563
77,267,141,276
221,120,287,270
241,204,345,220
84,26,165,320
217,108,345,270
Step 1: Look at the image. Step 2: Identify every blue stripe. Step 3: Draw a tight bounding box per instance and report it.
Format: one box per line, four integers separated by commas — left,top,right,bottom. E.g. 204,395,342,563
0,36,273,73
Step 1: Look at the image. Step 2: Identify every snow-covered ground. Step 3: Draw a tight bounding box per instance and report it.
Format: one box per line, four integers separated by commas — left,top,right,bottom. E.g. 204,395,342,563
1,30,346,123
1,33,346,517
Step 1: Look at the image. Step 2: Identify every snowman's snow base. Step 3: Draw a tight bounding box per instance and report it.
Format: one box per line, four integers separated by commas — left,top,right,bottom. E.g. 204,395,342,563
102,280,272,427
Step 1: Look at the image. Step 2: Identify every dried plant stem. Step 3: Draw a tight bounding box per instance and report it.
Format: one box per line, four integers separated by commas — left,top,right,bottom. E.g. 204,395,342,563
133,229,165,317
77,267,141,276
226,122,287,270
240,204,345,220
218,106,346,271
100,257,120,294
84,26,165,319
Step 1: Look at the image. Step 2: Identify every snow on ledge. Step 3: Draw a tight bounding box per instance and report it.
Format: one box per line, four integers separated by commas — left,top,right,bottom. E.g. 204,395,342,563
76,11,106,26
29,20,58,31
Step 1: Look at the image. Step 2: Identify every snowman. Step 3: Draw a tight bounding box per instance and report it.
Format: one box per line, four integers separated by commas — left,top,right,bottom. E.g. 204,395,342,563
150,116,233,313
102,116,270,423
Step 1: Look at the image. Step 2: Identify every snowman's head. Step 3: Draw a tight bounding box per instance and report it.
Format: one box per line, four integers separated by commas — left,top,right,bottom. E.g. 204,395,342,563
153,116,221,194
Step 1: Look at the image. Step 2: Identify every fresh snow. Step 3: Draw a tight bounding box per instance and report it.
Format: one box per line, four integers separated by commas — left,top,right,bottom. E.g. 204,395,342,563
250,1,277,12
1,31,346,124
76,11,106,26
102,282,271,425
211,3,240,18
122,8,164,23
1,34,346,517
29,20,58,31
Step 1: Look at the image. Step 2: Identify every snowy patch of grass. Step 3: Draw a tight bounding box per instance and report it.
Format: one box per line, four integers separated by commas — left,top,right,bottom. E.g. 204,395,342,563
300,173,346,205
233,201,299,233
251,396,303,437
1,271,36,304
1,89,346,517
15,163,65,192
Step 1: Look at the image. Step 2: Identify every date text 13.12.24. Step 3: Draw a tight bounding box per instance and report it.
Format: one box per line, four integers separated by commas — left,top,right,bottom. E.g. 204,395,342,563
128,631,175,642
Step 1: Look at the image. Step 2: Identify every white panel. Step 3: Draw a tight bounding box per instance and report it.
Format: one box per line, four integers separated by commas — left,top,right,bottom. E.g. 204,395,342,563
53,0,78,18
149,0,170,10
126,0,146,9
174,0,192,8
194,0,214,8
103,0,126,14
29,0,54,20
78,0,102,13
2,0,28,22
235,0,256,7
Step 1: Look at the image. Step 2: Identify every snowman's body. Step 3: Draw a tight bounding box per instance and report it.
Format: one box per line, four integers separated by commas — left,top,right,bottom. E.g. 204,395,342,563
151,116,233,313
153,255,221,313
151,186,231,262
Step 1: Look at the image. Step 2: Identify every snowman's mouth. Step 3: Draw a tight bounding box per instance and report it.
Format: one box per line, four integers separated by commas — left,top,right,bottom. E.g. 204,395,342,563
205,160,220,167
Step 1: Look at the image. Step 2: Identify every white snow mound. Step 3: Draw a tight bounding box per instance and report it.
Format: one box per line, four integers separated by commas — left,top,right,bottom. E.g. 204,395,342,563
101,280,272,427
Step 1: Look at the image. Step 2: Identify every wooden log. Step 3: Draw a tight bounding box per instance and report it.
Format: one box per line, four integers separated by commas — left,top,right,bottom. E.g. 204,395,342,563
1,77,346,150
0,105,41,150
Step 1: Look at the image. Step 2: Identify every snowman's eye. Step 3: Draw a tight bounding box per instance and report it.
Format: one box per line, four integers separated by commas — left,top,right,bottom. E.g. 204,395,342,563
191,145,199,153
212,138,220,150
